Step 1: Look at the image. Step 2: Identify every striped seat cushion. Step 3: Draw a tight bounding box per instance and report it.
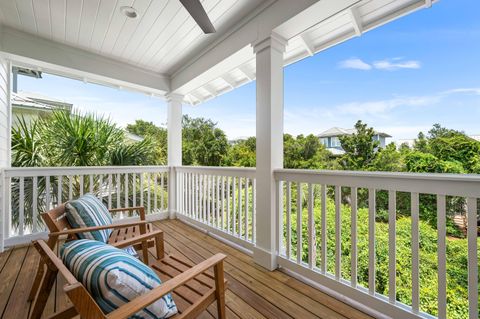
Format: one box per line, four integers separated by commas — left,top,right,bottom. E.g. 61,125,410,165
61,239,177,318
65,194,113,243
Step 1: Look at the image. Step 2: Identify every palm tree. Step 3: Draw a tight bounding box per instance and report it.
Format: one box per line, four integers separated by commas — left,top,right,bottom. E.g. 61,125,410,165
10,110,158,230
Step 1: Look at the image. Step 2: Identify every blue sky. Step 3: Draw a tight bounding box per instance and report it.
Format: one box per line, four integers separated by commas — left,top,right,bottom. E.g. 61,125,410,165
18,0,480,141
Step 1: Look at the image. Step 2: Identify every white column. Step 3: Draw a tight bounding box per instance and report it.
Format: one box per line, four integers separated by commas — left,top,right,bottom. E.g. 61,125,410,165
253,33,287,270
166,93,183,219
0,59,11,253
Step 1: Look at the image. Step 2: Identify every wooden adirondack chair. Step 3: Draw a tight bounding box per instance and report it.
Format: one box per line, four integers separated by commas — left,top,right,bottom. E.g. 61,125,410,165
28,205,164,303
29,239,227,319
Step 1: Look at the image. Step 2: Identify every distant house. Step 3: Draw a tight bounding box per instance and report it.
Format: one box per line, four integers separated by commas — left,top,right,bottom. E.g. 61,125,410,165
318,127,391,155
11,91,73,128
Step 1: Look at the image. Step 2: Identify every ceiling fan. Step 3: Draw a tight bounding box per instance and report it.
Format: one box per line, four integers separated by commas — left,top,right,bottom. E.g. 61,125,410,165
179,0,216,34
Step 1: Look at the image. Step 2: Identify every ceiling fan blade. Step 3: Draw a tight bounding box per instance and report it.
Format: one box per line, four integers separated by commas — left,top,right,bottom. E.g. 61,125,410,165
179,0,216,34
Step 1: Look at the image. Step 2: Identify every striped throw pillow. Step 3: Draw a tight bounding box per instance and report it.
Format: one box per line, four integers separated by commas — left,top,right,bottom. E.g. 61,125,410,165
61,239,177,318
65,194,113,243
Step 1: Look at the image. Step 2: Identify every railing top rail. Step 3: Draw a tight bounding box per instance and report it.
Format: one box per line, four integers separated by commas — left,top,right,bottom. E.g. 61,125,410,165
274,168,480,197
175,166,256,178
3,165,169,177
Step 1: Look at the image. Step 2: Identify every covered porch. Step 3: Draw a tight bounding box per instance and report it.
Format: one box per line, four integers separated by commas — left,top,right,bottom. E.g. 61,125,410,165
0,1,478,319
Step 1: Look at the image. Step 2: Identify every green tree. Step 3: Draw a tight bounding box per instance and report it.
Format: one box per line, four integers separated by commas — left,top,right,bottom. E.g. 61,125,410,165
182,115,229,166
226,137,256,167
126,120,168,165
338,120,379,170
284,134,332,169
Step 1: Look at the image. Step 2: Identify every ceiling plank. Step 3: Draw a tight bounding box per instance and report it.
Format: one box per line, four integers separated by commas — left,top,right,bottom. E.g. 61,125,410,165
100,0,133,53
32,0,52,39
15,0,38,34
111,0,152,56
50,0,66,42
78,0,101,47
65,0,83,44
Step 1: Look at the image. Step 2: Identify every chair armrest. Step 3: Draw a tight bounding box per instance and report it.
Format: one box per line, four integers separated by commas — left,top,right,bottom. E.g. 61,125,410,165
112,229,163,249
107,253,227,319
49,221,150,237
108,206,144,213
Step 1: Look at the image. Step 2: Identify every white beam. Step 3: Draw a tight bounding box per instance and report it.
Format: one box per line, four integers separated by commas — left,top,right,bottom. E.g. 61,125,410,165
425,0,432,8
166,93,183,219
202,85,217,98
0,27,170,95
299,34,314,56
349,7,363,36
238,65,255,81
253,33,287,270
220,75,236,89
189,91,205,104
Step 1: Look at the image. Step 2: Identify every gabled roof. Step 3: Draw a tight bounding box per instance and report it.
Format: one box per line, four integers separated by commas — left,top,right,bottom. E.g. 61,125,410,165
11,92,55,111
318,127,391,138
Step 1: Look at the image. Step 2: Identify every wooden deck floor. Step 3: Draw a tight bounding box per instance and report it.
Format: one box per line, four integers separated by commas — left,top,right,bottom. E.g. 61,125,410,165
0,219,372,319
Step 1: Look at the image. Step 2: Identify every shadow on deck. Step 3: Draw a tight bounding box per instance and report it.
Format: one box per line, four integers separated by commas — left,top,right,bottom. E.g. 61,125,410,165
0,219,372,319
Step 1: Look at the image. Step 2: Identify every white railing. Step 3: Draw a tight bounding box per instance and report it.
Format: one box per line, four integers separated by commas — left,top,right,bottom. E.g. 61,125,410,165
1,166,169,248
176,166,256,250
274,169,479,319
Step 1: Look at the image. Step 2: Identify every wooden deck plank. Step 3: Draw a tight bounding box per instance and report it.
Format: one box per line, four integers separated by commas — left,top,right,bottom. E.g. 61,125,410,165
159,220,344,319
165,220,371,319
2,246,39,319
160,229,292,319
157,223,310,318
0,246,29,317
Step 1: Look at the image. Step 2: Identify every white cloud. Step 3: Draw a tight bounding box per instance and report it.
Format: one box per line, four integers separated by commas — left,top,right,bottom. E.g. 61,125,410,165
372,59,421,71
338,58,372,70
339,57,421,71
442,88,480,95
335,95,441,116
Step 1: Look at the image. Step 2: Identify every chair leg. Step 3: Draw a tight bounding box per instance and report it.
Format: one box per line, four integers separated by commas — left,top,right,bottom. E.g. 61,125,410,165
28,261,45,301
155,232,164,260
28,236,57,301
214,262,226,319
141,240,149,265
29,264,58,319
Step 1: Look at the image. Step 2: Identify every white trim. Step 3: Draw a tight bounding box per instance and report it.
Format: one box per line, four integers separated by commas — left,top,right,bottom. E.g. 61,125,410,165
176,213,254,252
175,166,256,179
4,166,169,177
274,168,480,197
4,231,48,248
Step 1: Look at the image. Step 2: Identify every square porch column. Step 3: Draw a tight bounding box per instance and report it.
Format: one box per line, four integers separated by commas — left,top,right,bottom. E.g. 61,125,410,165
166,93,183,219
0,58,11,253
253,33,287,270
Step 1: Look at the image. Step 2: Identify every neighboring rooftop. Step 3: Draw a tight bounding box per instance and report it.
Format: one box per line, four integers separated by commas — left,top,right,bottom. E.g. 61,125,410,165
318,127,392,138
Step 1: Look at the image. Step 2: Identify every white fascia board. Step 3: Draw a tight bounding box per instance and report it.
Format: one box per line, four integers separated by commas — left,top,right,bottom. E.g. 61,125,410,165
0,27,170,96
170,0,318,93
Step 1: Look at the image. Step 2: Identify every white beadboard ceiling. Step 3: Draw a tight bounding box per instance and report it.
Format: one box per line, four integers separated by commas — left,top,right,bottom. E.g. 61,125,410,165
0,0,263,75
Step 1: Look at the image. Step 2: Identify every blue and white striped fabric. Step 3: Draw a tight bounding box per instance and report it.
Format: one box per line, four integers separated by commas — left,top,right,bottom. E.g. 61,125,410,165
65,194,113,243
61,239,177,319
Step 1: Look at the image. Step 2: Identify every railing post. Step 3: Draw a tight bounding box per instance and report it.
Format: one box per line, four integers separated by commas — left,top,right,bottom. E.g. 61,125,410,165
166,93,183,219
252,33,287,270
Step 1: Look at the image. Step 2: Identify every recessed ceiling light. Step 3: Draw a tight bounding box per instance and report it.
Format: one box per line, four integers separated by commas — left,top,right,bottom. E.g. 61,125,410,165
120,6,137,19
